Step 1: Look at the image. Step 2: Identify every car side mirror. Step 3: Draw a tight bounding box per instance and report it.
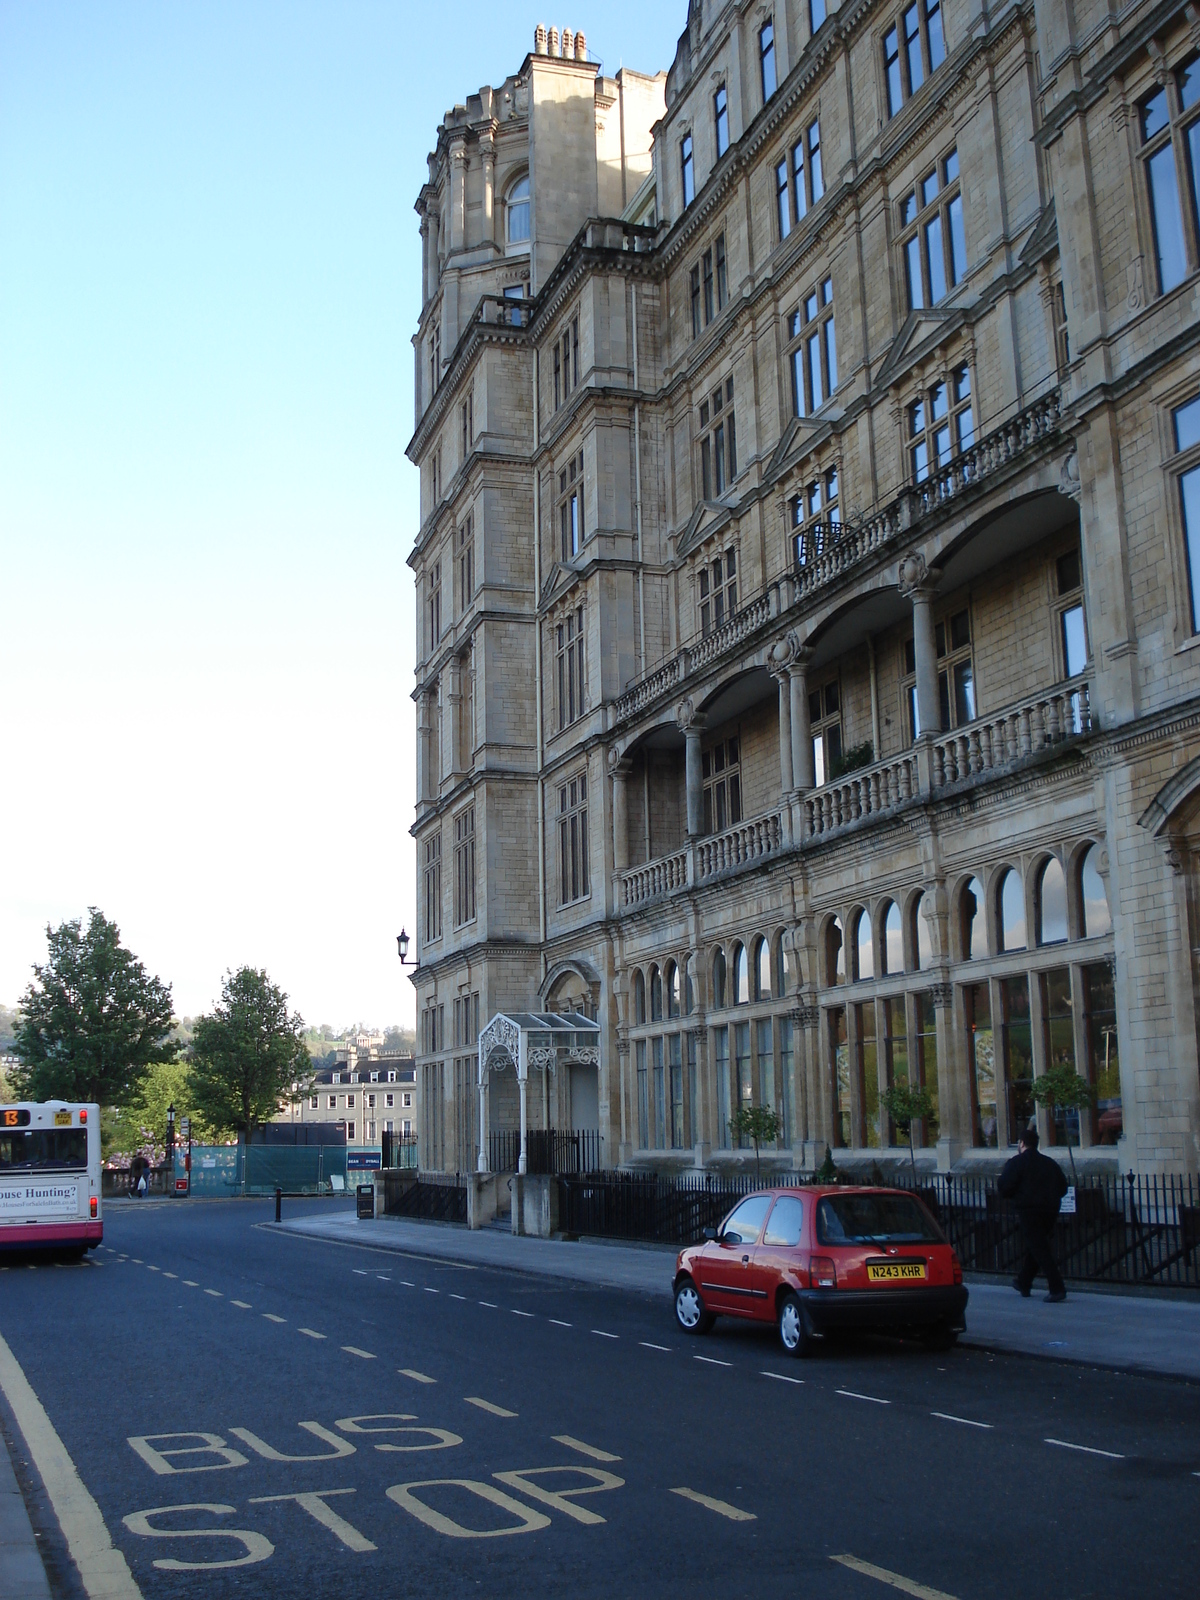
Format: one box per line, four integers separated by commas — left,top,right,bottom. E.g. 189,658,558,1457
703,1226,718,1241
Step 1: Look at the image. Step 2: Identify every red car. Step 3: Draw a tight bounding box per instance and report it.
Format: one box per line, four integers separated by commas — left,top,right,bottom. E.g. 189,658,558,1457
673,1185,967,1356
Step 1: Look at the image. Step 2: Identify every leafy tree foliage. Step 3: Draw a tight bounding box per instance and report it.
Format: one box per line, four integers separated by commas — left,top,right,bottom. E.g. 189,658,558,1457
12,910,176,1105
188,968,313,1137
1030,1064,1095,1181
729,1103,782,1182
105,1060,219,1162
880,1081,938,1177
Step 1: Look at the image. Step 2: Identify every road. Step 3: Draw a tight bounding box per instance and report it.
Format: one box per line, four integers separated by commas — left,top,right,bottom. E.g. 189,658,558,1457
0,1197,1197,1599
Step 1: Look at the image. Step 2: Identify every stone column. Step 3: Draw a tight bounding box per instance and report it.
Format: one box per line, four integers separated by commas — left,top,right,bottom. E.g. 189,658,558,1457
901,553,941,736
677,699,706,837
480,132,496,244
416,692,431,804
420,215,430,304
790,651,814,791
447,657,463,780
611,756,631,874
449,142,467,253
774,670,793,792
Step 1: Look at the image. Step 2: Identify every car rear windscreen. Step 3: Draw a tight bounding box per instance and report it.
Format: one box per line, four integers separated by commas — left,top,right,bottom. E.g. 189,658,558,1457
0,1129,88,1172
816,1193,943,1245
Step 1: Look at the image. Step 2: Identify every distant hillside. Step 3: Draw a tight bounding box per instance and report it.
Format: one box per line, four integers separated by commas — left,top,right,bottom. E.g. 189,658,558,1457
0,1004,18,1056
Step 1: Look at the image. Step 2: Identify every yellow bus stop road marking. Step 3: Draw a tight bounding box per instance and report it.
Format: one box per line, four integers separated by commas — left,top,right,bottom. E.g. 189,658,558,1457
831,1554,960,1599
464,1397,517,1417
670,1486,755,1522
0,1330,142,1599
554,1435,621,1463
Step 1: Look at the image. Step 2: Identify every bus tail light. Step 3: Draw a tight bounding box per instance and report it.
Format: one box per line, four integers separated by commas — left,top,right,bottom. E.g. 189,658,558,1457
810,1256,837,1289
79,1109,88,1123
90,1197,98,1218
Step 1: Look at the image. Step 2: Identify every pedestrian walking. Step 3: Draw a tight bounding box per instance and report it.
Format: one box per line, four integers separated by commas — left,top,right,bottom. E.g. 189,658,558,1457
998,1124,1069,1301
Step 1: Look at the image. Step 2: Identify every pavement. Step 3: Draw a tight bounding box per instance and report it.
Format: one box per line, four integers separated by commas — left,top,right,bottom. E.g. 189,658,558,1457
2,1196,1198,1600
280,1208,1200,1382
0,1422,50,1600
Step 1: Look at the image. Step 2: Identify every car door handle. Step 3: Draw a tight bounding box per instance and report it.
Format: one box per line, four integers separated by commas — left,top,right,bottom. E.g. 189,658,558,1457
741,1255,750,1265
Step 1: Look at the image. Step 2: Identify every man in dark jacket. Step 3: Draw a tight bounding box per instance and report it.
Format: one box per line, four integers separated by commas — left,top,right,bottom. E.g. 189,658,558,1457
998,1125,1069,1301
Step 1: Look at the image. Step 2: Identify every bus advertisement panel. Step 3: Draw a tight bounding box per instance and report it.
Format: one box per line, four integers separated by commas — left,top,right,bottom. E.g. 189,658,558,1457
0,1102,102,1254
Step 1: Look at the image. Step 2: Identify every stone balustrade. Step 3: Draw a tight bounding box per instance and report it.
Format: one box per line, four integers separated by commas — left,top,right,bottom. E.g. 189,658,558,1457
802,751,920,839
614,675,1092,910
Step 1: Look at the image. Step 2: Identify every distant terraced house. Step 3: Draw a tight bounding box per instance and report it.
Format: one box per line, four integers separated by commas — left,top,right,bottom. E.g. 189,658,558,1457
405,1,1200,1180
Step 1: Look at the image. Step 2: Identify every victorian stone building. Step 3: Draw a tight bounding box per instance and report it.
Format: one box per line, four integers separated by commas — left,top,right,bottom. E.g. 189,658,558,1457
407,0,1200,1179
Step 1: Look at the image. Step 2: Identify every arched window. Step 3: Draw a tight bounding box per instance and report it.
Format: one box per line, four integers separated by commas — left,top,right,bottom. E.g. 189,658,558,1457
961,876,986,959
711,949,726,1010
1080,845,1111,938
666,960,681,1018
997,868,1026,953
685,955,696,1014
754,937,770,1001
826,916,845,986
1036,857,1068,946
632,969,646,1025
649,964,663,1021
853,908,873,981
881,901,903,976
773,935,788,998
913,893,933,971
506,174,530,243
733,942,750,1004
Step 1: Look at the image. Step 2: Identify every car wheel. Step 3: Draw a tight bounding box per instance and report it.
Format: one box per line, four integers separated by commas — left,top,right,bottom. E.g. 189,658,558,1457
675,1277,713,1336
778,1291,809,1358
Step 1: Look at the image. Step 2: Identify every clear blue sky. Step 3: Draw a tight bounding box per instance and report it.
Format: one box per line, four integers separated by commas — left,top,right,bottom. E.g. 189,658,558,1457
0,2,682,1029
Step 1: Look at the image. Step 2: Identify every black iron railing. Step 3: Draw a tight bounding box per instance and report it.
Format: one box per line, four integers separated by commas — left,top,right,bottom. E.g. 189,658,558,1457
559,1171,797,1247
489,1129,603,1176
379,1171,467,1225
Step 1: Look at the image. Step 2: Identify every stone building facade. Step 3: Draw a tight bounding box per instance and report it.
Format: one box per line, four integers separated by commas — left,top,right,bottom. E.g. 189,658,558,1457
407,0,1200,1178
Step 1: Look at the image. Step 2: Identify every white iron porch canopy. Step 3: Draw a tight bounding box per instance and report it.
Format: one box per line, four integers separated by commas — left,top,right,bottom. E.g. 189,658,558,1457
476,1012,600,1174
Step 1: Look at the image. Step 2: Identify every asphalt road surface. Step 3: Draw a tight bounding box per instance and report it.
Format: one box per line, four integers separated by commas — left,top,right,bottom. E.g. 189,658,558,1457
1,1198,1197,1600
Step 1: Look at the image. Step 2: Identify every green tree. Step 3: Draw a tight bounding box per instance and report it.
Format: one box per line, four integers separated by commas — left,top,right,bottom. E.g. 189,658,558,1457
880,1081,938,1178
188,968,313,1138
106,1059,219,1163
1030,1064,1095,1183
12,910,177,1105
729,1103,782,1182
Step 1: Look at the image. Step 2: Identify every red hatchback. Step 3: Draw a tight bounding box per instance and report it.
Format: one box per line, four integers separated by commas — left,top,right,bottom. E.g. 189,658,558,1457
673,1186,968,1356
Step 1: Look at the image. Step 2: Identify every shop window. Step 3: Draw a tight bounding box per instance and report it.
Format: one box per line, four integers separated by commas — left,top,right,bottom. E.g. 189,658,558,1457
830,1006,850,1146
999,975,1034,1141
856,1002,880,1147
636,1039,648,1147
881,995,908,1108
915,992,939,1135
965,981,996,1146
714,1025,731,1145
1084,962,1121,1143
1042,967,1077,1144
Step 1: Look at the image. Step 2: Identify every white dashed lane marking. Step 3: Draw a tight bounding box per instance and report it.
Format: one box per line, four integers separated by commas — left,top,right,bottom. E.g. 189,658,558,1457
831,1553,960,1599
162,1272,177,1280
550,1319,572,1328
932,1411,992,1430
231,1300,252,1309
342,1346,375,1360
464,1397,517,1418
670,1487,755,1522
591,1330,618,1340
263,1314,286,1324
512,1310,534,1318
298,1328,326,1340
693,1355,731,1367
837,1389,890,1405
204,1289,222,1298
554,1435,621,1463
399,1369,436,1384
1045,1438,1124,1460
762,1371,804,1385
479,1301,497,1308
182,1280,198,1287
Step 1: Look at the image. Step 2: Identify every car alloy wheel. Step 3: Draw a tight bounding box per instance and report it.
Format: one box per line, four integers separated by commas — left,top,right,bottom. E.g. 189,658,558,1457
675,1278,712,1335
778,1291,809,1357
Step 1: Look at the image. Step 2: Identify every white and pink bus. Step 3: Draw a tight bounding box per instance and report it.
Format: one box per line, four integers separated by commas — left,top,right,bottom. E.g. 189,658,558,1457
0,1102,102,1255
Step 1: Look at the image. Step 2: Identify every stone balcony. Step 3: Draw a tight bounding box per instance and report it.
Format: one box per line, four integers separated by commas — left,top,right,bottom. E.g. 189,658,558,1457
607,387,1066,735
613,676,1092,912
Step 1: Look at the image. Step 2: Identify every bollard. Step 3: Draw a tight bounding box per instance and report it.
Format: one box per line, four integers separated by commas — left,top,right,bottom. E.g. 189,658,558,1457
275,1186,282,1223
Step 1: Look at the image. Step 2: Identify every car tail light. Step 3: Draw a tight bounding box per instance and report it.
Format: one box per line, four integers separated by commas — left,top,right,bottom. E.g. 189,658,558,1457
951,1251,963,1286
810,1255,837,1289
90,1197,98,1218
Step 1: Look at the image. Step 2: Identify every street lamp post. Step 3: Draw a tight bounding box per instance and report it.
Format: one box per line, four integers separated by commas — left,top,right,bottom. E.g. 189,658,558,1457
166,1103,176,1195
396,929,413,965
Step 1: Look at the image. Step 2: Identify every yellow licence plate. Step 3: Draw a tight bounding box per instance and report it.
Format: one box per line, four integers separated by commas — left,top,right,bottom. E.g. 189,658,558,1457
54,1111,72,1127
866,1260,927,1282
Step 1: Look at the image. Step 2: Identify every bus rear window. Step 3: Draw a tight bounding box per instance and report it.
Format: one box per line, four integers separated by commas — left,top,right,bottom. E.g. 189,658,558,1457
0,1130,89,1171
